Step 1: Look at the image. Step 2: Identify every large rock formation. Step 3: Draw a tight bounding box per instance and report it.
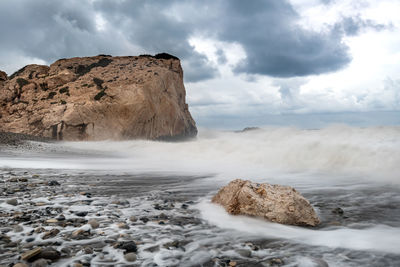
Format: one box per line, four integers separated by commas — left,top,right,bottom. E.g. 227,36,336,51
212,179,320,226
0,54,197,141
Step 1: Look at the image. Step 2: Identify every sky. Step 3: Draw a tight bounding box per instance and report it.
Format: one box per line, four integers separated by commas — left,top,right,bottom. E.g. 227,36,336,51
0,0,399,129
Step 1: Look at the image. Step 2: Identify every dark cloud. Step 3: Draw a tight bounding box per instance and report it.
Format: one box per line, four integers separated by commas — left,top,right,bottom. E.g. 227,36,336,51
0,0,388,80
211,0,351,77
93,0,218,82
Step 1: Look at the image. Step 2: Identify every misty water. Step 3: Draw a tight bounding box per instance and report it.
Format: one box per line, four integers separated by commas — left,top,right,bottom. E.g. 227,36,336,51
1,125,400,266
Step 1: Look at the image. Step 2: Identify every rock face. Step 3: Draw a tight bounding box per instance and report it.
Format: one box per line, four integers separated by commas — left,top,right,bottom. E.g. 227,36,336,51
0,54,197,140
212,179,320,226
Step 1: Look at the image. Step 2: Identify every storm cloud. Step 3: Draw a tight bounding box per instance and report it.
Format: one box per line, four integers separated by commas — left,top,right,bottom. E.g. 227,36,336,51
0,0,368,81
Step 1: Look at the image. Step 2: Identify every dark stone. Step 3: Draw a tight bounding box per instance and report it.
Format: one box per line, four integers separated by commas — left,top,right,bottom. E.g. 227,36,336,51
6,198,18,206
158,213,168,220
332,207,344,215
56,215,65,221
115,241,137,253
75,211,88,217
47,180,60,186
37,247,61,261
139,217,149,223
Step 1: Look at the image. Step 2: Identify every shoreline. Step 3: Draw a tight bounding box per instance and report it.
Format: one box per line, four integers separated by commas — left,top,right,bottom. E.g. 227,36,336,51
0,132,52,147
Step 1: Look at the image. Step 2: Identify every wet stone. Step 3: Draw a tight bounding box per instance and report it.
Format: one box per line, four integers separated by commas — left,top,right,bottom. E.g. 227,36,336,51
4,241,19,247
139,217,149,223
124,252,137,262
88,218,99,229
56,214,65,221
236,249,251,258
60,247,71,257
37,247,61,261
71,228,91,240
75,211,88,217
332,207,344,215
6,198,18,206
265,258,284,266
42,229,60,240
13,225,24,232
117,222,129,229
115,241,137,253
47,181,60,186
21,247,42,261
144,245,159,253
82,246,93,254
32,258,48,267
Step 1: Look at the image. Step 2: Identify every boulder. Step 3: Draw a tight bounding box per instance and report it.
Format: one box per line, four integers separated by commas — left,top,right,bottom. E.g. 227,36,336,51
212,179,320,226
0,54,197,141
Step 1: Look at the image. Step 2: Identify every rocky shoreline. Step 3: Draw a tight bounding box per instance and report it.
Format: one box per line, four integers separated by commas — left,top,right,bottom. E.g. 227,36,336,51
1,145,400,266
1,167,316,267
0,169,200,267
0,132,52,147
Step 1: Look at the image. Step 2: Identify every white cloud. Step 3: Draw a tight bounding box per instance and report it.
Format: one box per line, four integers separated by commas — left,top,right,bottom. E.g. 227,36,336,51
185,0,400,126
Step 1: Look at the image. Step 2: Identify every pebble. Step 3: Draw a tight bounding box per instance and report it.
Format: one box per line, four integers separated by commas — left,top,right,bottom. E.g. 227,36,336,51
229,261,237,267
47,180,60,186
60,247,71,257
83,246,93,254
236,249,251,257
117,222,129,229
129,216,137,222
139,217,149,223
88,218,100,229
21,247,42,261
13,224,24,232
4,241,19,247
75,211,88,217
6,198,18,206
124,252,137,262
37,247,61,261
267,258,283,265
46,219,58,223
72,229,85,238
13,263,29,267
32,258,48,267
42,229,60,240
56,214,66,221
332,207,344,215
115,241,137,253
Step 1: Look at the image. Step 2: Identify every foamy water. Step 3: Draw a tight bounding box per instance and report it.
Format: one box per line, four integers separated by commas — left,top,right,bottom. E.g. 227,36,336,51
1,125,400,266
3,125,399,182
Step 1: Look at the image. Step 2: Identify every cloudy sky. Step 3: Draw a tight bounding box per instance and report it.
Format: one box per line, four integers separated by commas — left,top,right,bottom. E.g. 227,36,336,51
1,0,399,128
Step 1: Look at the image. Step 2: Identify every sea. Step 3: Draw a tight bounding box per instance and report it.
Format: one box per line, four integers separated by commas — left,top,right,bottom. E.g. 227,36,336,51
1,125,400,266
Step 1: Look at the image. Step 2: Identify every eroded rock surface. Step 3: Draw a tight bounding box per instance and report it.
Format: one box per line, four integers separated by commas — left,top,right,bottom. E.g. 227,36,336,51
0,54,197,140
212,179,320,226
